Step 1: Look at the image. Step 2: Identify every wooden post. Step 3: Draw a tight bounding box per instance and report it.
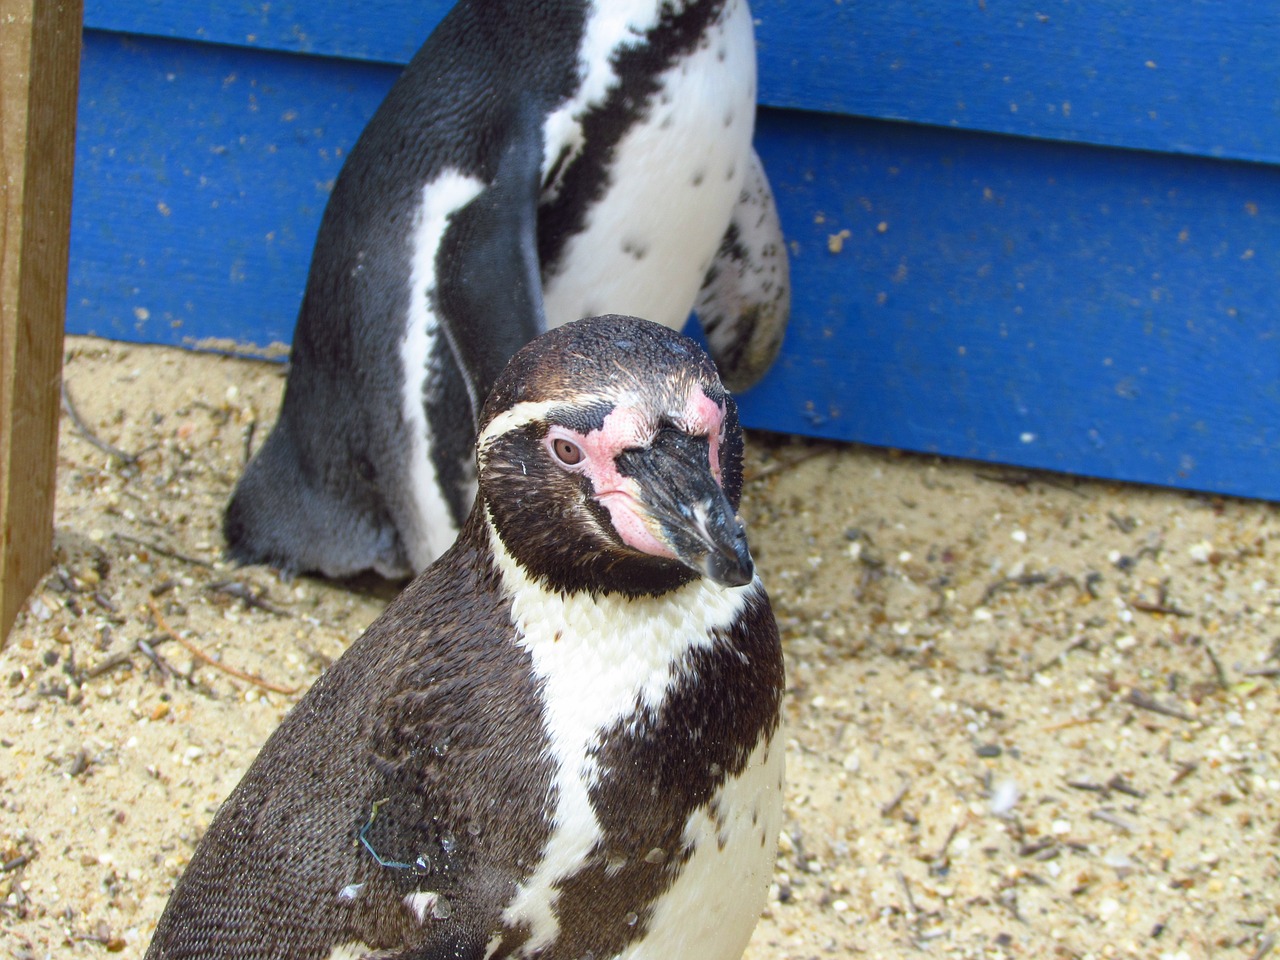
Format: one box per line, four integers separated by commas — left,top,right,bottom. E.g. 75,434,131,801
0,0,83,644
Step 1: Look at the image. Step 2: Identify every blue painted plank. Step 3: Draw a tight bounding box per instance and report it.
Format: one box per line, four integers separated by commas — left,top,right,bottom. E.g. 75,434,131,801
82,1,451,65
738,111,1280,499
69,32,397,348
67,30,1280,500
83,1,1280,165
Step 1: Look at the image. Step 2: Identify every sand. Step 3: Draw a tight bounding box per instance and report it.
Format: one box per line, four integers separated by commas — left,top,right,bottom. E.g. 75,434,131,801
1,336,1277,959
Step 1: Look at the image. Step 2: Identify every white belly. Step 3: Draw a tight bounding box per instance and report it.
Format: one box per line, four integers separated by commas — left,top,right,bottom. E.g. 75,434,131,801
619,735,784,960
542,0,758,332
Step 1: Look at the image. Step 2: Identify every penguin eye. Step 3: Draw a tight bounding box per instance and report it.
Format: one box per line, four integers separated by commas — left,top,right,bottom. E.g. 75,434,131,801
551,437,583,466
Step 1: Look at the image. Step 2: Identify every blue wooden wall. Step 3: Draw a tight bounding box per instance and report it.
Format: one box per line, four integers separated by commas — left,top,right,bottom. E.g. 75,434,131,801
68,2,1280,501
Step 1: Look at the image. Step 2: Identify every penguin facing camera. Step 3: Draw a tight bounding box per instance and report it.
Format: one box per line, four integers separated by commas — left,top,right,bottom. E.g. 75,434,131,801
149,315,785,960
223,0,790,581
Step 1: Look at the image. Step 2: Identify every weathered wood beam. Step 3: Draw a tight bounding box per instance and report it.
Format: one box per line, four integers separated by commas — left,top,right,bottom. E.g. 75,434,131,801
1,0,83,644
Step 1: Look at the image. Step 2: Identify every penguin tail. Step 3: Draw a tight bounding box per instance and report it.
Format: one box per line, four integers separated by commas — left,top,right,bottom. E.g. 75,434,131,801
223,416,411,582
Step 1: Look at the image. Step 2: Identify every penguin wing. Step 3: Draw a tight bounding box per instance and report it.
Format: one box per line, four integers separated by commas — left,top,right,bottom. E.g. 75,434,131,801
693,147,791,392
434,98,549,426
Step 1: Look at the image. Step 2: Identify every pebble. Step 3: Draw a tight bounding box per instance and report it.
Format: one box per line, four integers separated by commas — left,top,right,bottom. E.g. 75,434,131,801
989,779,1020,816
1188,541,1214,564
26,596,52,622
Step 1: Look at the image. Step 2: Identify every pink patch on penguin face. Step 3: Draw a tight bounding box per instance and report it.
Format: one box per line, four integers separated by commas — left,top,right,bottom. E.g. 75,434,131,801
541,387,727,560
678,386,727,485
543,408,672,559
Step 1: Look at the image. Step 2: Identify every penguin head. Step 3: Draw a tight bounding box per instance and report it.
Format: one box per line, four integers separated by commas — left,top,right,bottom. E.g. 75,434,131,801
475,314,752,599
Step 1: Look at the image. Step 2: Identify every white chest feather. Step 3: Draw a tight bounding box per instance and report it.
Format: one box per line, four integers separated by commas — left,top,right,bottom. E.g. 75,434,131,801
486,526,776,958
541,0,758,332
621,735,783,960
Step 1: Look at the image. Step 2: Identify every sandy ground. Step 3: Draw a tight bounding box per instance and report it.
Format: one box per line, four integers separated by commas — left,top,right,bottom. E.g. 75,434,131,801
2,336,1278,960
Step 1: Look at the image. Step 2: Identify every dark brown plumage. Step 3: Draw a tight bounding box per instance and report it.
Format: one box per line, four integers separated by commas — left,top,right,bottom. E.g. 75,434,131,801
148,315,783,960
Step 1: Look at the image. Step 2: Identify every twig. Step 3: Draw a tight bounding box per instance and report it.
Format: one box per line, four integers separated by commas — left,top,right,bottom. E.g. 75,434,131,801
1035,635,1089,674
744,447,830,484
881,777,911,817
82,652,135,680
1242,666,1280,678
1205,644,1231,691
982,573,1049,605
974,470,1085,496
1043,715,1101,733
206,580,290,617
243,420,258,466
61,382,139,464
1131,598,1192,617
1107,775,1146,799
113,532,216,569
1018,837,1057,858
148,598,297,695
1250,933,1276,960
1106,511,1137,534
898,870,920,917
1089,809,1135,833
1,854,32,873
1126,688,1194,723
136,638,174,679
932,822,960,863
1067,780,1105,793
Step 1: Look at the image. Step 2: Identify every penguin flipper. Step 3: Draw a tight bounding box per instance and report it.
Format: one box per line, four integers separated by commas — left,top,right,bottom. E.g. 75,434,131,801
435,100,548,426
693,147,790,392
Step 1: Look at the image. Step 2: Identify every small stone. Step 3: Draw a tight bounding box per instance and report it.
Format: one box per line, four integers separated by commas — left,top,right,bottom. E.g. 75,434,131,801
27,595,53,622
1188,541,1214,564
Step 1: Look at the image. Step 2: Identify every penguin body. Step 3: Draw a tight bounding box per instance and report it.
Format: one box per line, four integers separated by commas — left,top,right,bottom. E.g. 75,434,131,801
223,0,790,581
149,316,785,960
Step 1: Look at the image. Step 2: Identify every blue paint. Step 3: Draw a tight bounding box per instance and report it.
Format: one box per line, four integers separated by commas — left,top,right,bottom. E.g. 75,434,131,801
65,13,1280,501
84,1,1280,164
82,0,451,65
70,32,398,347
738,110,1280,498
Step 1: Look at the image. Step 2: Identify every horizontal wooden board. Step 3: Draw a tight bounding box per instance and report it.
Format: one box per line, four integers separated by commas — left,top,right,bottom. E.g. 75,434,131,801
67,30,1280,501
69,32,383,348
738,110,1280,500
82,1,1280,165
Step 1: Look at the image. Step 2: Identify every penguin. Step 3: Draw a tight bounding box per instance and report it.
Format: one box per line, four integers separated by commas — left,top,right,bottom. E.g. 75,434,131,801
223,0,790,582
148,315,785,960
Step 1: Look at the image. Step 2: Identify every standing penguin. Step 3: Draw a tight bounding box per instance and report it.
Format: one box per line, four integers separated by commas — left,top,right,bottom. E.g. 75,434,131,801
223,0,790,581
149,316,785,960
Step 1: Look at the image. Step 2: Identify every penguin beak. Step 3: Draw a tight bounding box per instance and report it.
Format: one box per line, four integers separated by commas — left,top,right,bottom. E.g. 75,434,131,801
615,429,755,588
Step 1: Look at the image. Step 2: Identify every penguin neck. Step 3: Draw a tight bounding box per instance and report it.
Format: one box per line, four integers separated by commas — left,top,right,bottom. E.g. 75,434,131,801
479,503,756,695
